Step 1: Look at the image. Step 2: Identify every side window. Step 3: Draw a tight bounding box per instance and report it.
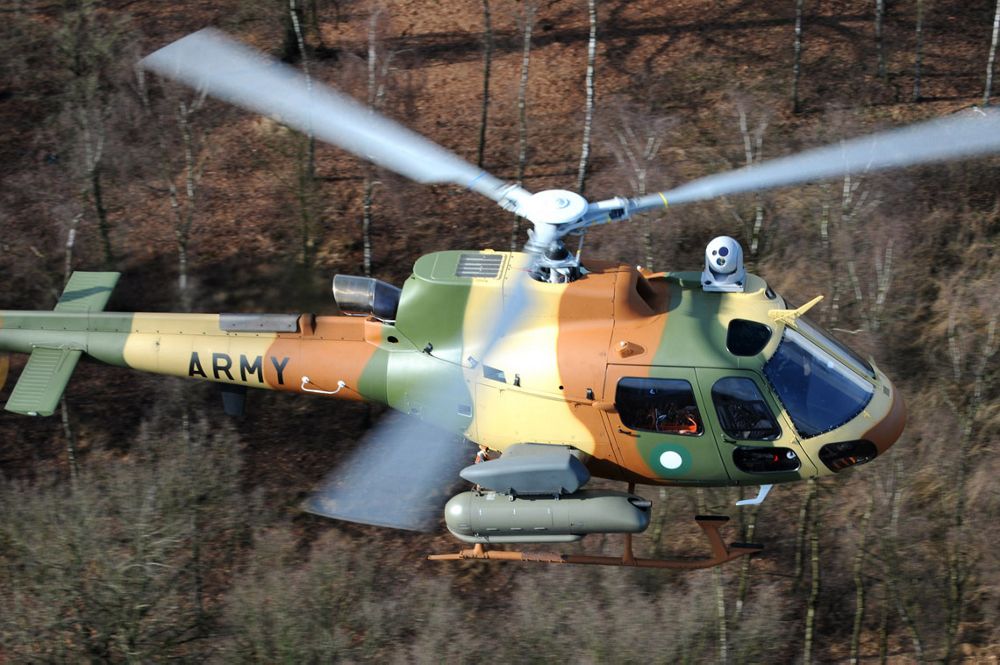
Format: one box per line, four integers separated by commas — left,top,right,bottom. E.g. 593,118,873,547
711,377,781,441
726,319,772,356
616,378,703,436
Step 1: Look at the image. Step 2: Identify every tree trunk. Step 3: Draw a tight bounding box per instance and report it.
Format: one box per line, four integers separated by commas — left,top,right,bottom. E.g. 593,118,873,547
362,9,391,276
883,457,926,662
849,491,875,664
697,489,728,663
477,0,493,169
942,314,996,661
290,0,316,181
913,0,925,101
875,0,887,81
733,502,759,623
362,176,375,277
511,3,535,251
88,163,114,269
576,0,598,194
985,0,1000,105
792,0,805,113
802,479,820,665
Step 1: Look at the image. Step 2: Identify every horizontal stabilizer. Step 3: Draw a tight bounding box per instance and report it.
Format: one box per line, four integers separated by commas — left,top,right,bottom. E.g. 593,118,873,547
5,347,82,416
54,271,120,312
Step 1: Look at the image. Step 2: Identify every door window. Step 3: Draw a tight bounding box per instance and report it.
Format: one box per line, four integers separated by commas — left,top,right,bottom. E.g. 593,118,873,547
711,377,781,441
615,377,703,436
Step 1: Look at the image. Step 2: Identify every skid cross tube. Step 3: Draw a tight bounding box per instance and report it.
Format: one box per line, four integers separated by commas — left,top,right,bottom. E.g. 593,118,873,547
428,515,763,570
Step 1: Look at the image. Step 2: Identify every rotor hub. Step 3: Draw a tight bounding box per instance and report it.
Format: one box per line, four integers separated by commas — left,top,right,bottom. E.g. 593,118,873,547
521,189,589,227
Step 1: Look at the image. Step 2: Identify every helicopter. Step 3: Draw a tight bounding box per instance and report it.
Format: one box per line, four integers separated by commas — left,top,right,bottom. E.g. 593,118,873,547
1,29,998,570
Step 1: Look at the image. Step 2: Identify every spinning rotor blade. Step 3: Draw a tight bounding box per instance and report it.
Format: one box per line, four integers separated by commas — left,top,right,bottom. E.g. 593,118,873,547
630,109,1000,212
305,411,475,532
141,29,531,211
305,256,538,532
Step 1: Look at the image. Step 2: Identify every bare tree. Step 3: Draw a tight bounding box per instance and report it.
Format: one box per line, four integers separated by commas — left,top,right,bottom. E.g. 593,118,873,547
290,0,321,267
849,483,875,664
985,0,1000,105
939,306,997,661
477,0,493,169
511,1,537,251
913,0,926,101
792,0,805,113
55,1,131,268
603,105,671,269
722,101,769,265
875,0,887,81
802,479,821,665
362,6,395,276
576,0,598,194
135,71,209,311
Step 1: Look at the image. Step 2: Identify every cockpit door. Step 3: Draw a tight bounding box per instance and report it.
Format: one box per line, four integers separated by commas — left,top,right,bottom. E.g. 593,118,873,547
602,366,731,485
694,368,818,482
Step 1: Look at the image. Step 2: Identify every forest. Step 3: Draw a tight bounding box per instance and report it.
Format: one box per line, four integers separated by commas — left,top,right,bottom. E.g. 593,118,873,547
0,0,998,661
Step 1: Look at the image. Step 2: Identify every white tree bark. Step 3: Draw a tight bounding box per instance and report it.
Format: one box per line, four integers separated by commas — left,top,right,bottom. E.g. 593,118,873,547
576,0,598,194
792,0,805,112
363,9,394,276
511,2,536,251
984,0,1000,105
913,0,925,101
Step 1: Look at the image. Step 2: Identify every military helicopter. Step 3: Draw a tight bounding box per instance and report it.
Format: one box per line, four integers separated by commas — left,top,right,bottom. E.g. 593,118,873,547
1,30,998,570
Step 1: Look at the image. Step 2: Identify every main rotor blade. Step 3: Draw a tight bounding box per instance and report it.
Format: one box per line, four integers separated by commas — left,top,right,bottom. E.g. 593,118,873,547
632,109,1000,211
305,411,475,532
306,254,540,532
141,29,531,211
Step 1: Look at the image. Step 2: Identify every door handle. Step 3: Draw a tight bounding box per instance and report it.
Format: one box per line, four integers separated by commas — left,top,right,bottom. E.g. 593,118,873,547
618,427,637,437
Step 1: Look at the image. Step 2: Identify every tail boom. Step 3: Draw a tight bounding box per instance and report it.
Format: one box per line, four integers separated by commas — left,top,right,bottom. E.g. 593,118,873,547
0,310,391,413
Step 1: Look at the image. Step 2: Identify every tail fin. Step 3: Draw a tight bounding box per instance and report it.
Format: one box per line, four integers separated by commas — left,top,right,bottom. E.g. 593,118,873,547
4,272,119,416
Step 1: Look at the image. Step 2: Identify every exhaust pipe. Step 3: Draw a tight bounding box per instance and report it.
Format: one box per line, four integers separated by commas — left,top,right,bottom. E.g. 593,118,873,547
332,275,401,322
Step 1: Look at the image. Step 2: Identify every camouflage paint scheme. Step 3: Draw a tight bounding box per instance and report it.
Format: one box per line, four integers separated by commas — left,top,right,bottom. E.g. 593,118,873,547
0,250,905,488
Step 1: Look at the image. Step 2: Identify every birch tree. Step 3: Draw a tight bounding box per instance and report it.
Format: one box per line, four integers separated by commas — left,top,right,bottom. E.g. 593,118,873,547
603,105,672,269
722,101,769,266
985,0,1000,105
55,1,131,268
875,0,887,81
362,7,395,276
792,0,805,113
511,1,536,251
477,0,493,168
135,72,209,312
576,0,598,194
290,0,320,267
913,0,926,101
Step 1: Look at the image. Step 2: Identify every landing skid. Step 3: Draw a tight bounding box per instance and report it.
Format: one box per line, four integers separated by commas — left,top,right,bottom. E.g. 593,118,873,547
428,515,763,570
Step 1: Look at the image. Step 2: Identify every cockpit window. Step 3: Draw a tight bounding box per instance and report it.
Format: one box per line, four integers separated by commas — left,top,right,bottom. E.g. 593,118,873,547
616,377,703,436
711,377,781,441
763,328,875,438
795,315,877,379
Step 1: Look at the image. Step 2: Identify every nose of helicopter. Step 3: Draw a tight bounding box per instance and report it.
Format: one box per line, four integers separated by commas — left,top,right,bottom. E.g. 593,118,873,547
863,377,907,455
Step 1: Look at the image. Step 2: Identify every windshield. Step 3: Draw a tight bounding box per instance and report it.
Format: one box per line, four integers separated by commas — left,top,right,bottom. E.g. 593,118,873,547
763,328,874,438
795,315,877,379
